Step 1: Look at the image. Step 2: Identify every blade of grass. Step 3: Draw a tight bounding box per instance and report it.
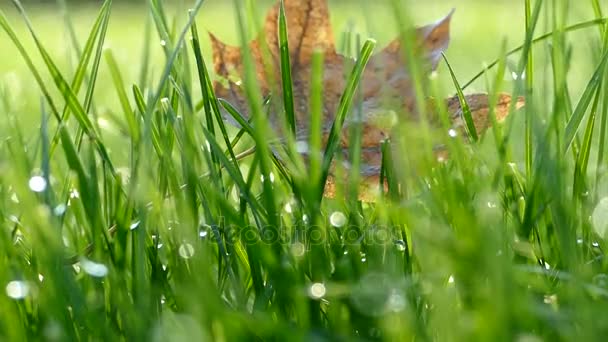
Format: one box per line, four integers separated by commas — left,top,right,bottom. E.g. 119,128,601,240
442,53,478,142
563,50,608,152
463,17,607,89
319,39,376,201
278,0,296,135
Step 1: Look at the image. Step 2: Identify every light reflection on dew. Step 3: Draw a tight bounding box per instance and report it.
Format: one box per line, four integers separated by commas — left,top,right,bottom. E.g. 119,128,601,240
129,221,140,230
291,242,306,257
53,204,67,216
69,189,80,199
394,240,406,252
295,140,309,154
160,40,167,46
5,281,30,299
387,291,406,312
28,176,47,193
448,275,455,284
178,243,195,259
329,211,347,227
309,283,326,299
448,129,458,138
199,229,209,239
81,259,109,278
284,202,293,214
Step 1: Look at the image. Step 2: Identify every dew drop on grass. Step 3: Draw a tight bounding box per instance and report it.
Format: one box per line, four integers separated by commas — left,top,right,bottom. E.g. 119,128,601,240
387,291,407,312
69,189,80,199
295,140,309,154
592,197,608,238
178,243,195,259
284,202,293,214
309,283,326,299
129,221,140,230
329,211,346,227
394,240,406,252
81,259,109,278
160,39,167,46
5,281,30,299
199,228,209,239
448,275,455,284
291,242,306,257
28,176,47,193
53,204,67,216
448,129,458,138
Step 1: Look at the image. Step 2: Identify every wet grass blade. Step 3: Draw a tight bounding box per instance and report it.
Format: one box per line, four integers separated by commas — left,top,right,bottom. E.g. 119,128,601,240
319,39,376,199
442,53,478,142
105,50,139,143
278,0,296,135
564,50,608,152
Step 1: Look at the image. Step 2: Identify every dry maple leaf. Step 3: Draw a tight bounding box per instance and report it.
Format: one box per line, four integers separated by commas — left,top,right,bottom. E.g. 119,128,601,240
210,0,524,200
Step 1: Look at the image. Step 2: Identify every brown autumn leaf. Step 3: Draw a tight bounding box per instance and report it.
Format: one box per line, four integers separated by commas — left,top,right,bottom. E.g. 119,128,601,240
210,0,524,200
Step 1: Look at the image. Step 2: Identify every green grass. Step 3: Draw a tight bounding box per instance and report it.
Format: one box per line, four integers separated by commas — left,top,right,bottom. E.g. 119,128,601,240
0,0,608,340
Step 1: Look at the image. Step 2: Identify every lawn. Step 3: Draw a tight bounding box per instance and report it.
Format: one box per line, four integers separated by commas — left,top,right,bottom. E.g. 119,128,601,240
0,0,607,340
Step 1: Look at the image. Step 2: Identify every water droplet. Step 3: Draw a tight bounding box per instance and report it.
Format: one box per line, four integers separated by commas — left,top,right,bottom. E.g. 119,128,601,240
284,202,293,214
302,214,309,223
544,262,551,270
160,39,167,46
199,227,209,239
6,281,30,299
448,129,458,138
38,274,44,282
592,241,600,248
394,240,406,252
448,275,455,284
295,140,309,154
129,220,140,230
178,243,195,259
80,259,109,278
429,71,439,80
28,176,47,193
592,197,608,238
386,291,406,312
350,272,392,316
69,189,80,199
576,238,583,244
291,242,306,257
543,294,557,304
10,192,19,203
309,283,326,299
53,204,67,216
329,211,347,227
97,117,111,129
487,202,497,209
